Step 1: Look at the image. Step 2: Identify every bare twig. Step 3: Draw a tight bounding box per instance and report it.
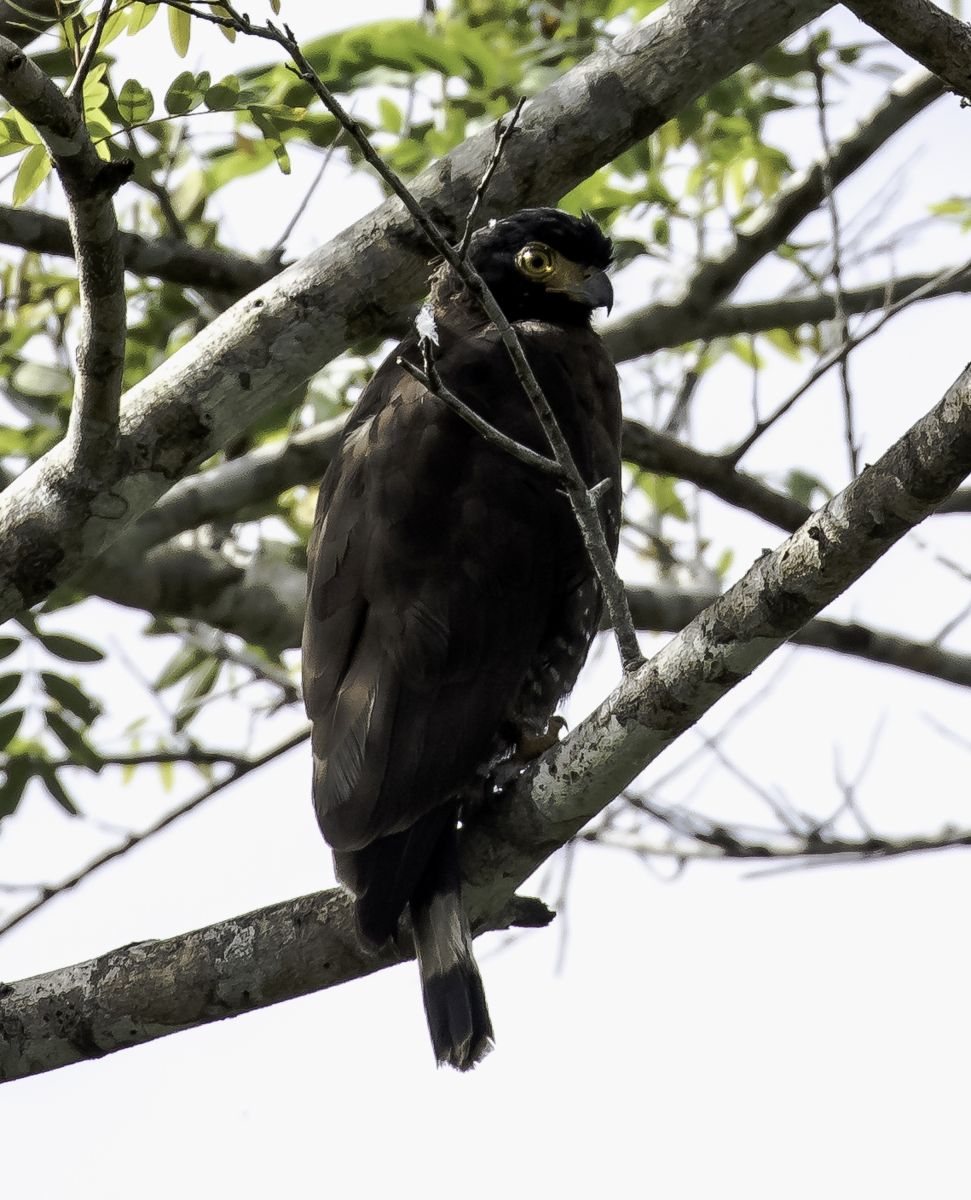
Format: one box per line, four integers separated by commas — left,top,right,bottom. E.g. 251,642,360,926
65,0,112,104
727,253,971,465
398,351,566,479
811,42,858,476
457,97,526,259
0,727,310,939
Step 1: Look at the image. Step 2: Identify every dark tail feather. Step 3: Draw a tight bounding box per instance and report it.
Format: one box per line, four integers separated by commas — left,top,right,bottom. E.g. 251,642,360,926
409,822,494,1071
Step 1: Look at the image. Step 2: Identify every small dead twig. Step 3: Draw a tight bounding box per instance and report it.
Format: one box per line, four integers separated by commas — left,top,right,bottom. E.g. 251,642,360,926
727,254,971,466
65,0,113,104
457,97,526,259
398,349,566,480
811,42,858,477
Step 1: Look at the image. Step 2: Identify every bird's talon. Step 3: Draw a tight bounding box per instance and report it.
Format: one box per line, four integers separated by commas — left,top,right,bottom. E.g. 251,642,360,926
516,714,567,761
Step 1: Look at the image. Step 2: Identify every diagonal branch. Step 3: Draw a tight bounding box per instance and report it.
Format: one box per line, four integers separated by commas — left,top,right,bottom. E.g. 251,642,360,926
601,67,943,363
844,0,971,100
4,354,971,1084
0,36,131,466
65,0,113,104
0,0,832,623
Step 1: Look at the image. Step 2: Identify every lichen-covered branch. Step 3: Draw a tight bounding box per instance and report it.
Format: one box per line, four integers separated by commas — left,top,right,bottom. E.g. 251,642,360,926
0,36,131,467
3,355,969,1084
0,0,831,623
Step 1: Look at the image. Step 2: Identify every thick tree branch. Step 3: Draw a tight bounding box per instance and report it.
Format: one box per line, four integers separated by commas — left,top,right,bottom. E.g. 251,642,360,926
4,355,970,1083
0,36,131,466
0,0,831,622
602,269,971,358
0,202,277,292
625,588,971,691
601,66,942,363
844,0,971,99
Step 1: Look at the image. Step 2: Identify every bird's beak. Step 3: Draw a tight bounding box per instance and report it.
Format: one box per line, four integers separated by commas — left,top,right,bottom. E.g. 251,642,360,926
548,266,614,312
576,269,614,314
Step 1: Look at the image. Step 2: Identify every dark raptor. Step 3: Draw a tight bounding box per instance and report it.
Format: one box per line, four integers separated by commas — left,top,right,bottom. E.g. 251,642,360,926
302,208,622,1069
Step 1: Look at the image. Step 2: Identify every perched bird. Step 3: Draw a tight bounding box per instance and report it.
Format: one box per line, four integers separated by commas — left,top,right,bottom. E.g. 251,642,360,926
302,208,622,1070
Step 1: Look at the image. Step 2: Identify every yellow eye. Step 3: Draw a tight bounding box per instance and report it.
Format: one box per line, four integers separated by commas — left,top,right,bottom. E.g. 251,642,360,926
515,243,555,279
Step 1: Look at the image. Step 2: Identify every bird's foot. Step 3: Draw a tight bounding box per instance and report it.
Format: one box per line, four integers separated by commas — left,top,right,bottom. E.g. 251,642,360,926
515,715,567,762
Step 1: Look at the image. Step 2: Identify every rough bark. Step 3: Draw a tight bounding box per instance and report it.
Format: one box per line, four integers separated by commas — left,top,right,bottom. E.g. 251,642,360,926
844,0,971,100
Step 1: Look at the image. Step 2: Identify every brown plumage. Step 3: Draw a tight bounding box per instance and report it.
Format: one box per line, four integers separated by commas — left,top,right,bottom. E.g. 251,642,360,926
302,208,622,1069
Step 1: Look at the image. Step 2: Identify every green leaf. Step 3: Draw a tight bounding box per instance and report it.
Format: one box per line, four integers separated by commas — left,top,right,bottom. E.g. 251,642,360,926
0,636,19,660
45,709,102,770
39,764,78,815
165,70,206,116
41,672,101,726
155,645,205,691
82,61,110,114
11,361,72,397
250,107,291,174
175,659,221,730
0,759,31,820
128,2,158,35
714,548,734,580
158,759,174,791
764,327,803,362
0,673,21,706
204,75,240,112
118,78,155,125
37,633,104,663
784,469,830,507
12,144,52,207
637,474,689,522
0,115,30,158
0,709,23,750
168,4,191,57
378,96,402,133
98,7,130,48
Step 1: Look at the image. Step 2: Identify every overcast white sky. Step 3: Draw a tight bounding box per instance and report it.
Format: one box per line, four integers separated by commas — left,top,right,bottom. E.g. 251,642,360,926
3,3,971,1197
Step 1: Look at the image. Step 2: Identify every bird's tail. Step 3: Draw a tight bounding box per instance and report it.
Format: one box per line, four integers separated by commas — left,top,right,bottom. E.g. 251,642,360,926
409,821,494,1071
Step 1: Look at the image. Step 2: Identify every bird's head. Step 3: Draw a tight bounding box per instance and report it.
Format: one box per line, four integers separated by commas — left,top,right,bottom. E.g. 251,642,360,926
459,208,614,326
